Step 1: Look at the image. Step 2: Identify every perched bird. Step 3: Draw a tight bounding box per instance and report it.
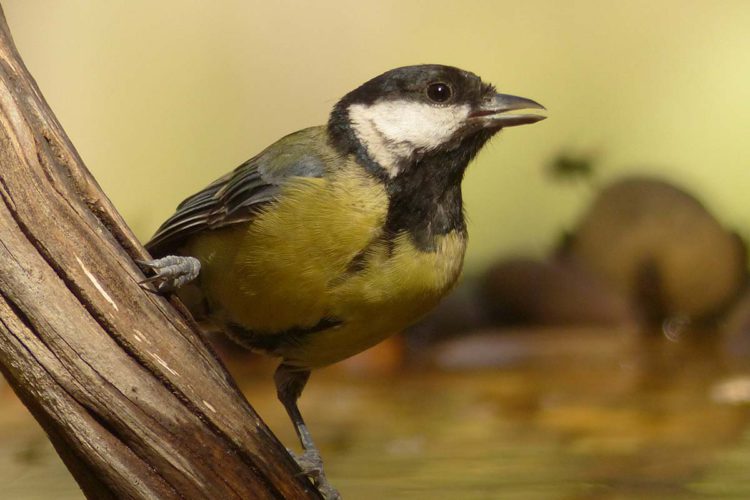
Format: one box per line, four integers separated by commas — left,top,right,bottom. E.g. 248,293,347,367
141,64,545,498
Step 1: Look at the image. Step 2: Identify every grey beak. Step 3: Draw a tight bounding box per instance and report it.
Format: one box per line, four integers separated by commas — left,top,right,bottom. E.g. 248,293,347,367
470,93,547,128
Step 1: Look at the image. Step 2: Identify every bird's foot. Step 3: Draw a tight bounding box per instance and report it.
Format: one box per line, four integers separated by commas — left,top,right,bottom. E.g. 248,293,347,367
288,448,341,499
137,255,200,292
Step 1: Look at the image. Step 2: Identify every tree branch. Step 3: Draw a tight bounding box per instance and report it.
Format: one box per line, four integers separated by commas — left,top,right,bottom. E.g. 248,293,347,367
0,5,319,499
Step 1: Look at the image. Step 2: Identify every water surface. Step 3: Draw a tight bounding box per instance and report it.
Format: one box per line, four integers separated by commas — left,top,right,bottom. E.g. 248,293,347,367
1,328,748,499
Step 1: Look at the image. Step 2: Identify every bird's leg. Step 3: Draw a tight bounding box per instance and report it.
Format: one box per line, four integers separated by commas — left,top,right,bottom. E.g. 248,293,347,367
275,363,341,500
137,255,201,292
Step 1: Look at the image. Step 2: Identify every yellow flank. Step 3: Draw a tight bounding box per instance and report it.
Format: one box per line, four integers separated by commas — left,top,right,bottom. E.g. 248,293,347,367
182,166,467,368
309,230,466,367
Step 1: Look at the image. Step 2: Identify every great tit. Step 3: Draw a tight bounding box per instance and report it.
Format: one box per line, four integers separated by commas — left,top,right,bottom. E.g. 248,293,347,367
141,64,545,498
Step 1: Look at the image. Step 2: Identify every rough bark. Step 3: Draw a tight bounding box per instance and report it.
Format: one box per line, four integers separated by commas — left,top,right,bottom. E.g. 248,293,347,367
0,5,319,499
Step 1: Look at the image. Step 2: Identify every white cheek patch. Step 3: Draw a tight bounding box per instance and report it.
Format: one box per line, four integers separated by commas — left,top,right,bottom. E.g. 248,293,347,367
348,100,470,177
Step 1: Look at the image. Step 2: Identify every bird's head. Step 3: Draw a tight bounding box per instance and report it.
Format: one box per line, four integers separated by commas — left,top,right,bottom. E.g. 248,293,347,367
328,64,546,178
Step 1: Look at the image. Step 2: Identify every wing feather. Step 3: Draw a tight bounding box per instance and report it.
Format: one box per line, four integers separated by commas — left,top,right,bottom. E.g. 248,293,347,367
145,127,330,256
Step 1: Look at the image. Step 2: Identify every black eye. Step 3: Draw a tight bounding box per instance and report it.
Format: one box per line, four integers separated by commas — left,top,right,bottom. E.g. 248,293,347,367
426,82,452,103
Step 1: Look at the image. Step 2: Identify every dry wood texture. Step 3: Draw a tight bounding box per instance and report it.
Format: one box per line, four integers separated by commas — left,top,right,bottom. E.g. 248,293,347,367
0,5,319,499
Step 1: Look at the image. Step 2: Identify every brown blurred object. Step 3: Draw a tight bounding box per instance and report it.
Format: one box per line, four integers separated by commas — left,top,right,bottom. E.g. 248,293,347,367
337,336,405,376
479,258,639,327
404,283,491,355
721,287,750,361
426,326,636,370
562,177,747,324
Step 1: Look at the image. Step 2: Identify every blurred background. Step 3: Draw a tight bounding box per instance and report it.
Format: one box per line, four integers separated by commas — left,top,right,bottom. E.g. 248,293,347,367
1,1,750,498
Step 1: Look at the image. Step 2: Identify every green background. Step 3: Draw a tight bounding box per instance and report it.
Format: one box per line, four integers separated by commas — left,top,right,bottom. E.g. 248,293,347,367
4,0,749,272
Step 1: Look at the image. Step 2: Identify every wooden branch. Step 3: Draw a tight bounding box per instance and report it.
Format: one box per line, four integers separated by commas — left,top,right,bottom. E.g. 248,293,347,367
0,5,319,499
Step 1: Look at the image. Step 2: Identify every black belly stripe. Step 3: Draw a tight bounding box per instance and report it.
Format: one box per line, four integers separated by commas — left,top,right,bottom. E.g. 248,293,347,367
327,236,379,288
345,246,370,274
226,317,342,353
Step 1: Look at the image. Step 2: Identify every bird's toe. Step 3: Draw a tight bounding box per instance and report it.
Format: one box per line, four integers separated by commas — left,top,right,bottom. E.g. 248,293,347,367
137,255,200,292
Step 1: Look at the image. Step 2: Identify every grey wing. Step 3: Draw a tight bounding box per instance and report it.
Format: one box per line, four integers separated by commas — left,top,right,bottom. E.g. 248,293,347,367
144,158,280,256
145,127,331,256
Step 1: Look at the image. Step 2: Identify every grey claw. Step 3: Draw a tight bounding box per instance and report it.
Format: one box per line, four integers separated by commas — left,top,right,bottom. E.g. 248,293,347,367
288,448,341,499
137,255,200,292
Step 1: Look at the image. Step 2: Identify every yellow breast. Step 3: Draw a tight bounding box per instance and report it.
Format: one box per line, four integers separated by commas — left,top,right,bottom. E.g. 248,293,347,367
296,230,466,367
182,167,467,368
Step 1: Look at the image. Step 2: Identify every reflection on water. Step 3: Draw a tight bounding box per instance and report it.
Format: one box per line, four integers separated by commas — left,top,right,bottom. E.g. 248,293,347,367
0,396,81,500
0,329,749,499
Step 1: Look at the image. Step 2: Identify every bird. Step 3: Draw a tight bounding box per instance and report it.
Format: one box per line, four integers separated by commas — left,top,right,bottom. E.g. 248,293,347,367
140,64,546,498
